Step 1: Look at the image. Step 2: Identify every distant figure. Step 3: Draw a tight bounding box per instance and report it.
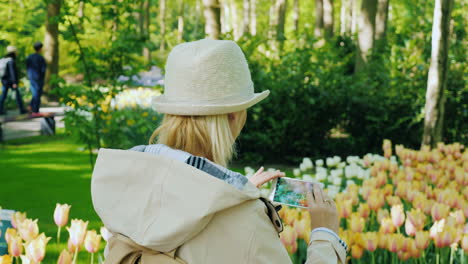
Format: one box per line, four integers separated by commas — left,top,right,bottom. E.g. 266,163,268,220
26,42,46,115
0,45,26,115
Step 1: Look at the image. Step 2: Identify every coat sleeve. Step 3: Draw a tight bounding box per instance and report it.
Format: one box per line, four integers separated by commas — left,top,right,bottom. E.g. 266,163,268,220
305,231,346,264
7,60,18,84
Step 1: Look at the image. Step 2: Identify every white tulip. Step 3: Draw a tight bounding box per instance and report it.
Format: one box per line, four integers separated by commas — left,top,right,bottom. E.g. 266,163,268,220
315,159,324,167
293,169,301,177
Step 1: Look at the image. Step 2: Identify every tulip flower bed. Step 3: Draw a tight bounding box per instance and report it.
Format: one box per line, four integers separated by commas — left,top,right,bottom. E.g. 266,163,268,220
251,141,467,264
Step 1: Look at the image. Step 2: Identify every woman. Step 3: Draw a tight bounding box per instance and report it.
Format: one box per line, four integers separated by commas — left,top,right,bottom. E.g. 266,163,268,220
92,39,347,264
0,45,26,115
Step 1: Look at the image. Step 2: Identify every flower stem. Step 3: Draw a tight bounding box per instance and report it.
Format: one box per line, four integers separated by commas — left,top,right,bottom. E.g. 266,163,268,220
460,249,464,264
57,226,61,244
449,247,454,264
436,248,439,264
91,253,94,264
72,246,79,264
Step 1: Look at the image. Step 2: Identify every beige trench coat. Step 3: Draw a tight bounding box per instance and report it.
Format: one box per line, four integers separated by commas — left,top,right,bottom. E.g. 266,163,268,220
92,149,346,264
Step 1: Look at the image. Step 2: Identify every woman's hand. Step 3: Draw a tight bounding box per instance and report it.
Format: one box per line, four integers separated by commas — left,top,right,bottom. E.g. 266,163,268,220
248,167,285,188
307,184,339,233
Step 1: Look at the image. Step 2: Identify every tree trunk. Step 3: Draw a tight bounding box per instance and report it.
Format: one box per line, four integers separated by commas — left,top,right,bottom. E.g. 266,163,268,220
340,0,346,35
250,0,257,35
142,0,151,61
314,0,324,37
355,0,377,71
351,0,358,35
277,0,288,42
177,0,185,43
323,0,334,38
203,0,221,39
242,0,250,36
347,0,354,34
422,0,454,147
293,0,299,33
375,0,389,49
159,0,166,50
43,0,61,92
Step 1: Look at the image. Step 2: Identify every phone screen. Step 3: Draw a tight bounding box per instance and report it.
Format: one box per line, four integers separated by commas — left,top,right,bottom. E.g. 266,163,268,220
270,177,313,208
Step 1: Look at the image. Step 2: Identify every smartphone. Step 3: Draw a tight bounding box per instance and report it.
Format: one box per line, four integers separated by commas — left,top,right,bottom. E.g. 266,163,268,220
269,177,314,208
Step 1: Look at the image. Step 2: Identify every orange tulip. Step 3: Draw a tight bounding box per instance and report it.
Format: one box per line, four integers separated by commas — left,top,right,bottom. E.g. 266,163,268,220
57,250,72,264
415,231,430,250
431,203,450,221
390,204,405,228
280,226,298,254
348,213,365,233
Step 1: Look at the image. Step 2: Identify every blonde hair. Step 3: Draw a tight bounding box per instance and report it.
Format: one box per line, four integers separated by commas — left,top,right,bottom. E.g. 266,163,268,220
149,114,236,167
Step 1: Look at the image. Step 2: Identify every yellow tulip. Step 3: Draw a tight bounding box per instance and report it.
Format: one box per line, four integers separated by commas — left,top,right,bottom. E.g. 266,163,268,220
18,219,39,242
336,199,353,219
280,207,299,226
293,217,310,242
11,212,26,229
0,255,12,264
377,232,387,249
431,203,450,222
462,234,468,252
386,196,402,207
24,233,51,263
362,232,378,251
357,203,370,218
387,234,404,253
57,250,72,264
367,190,385,211
54,204,71,227
348,213,365,233
4,228,17,244
383,139,392,158
449,210,465,226
351,245,364,259
7,234,22,257
379,217,396,234
67,219,88,247
434,226,456,248
407,208,426,230
415,231,430,250
390,204,405,228
377,209,390,223
84,230,102,253
280,226,298,254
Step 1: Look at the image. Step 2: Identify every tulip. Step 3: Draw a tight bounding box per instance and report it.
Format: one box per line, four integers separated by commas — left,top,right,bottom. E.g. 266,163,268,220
54,204,71,243
387,234,404,253
367,190,385,211
405,219,416,236
383,139,392,158
336,199,353,219
430,219,445,239
11,212,26,229
357,203,370,218
18,219,39,242
377,209,390,223
386,196,402,207
84,230,102,253
462,234,468,252
24,233,51,263
280,226,298,254
351,245,364,259
280,207,299,226
67,220,88,247
100,227,112,242
380,217,396,234
293,217,310,242
4,229,17,244
348,213,365,233
7,234,23,257
415,231,430,250
19,255,34,264
0,255,12,264
57,250,73,264
434,226,456,248
449,210,465,226
407,208,426,230
390,204,405,228
377,232,387,249
67,238,81,254
431,203,450,221
362,232,378,251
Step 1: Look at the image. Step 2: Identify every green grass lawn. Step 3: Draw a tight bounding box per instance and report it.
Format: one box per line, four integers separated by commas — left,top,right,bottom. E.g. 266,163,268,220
0,132,295,263
0,133,102,263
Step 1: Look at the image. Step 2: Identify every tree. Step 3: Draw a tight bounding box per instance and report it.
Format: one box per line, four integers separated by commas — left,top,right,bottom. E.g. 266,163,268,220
323,0,334,38
139,0,151,62
314,0,324,37
242,0,250,36
355,0,377,70
268,0,288,49
375,0,389,48
203,0,221,39
177,0,185,43
293,0,299,32
159,0,166,50
250,0,257,35
422,0,454,147
43,0,62,92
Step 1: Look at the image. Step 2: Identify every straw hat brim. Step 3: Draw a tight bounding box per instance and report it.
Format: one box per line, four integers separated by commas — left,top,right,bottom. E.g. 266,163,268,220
152,90,270,116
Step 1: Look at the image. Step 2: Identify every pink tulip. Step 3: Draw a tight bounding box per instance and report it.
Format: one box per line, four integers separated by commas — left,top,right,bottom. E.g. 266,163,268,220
18,219,39,242
280,226,298,254
390,205,405,228
11,212,26,229
24,233,51,263
405,219,416,236
84,230,102,253
54,204,71,227
7,234,23,257
57,250,72,264
67,219,88,247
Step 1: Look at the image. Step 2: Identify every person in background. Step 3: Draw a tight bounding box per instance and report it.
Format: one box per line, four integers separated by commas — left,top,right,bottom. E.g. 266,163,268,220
26,42,46,116
0,45,26,115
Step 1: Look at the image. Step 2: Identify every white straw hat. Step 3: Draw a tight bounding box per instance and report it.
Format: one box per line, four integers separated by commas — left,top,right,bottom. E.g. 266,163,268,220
6,45,17,54
152,39,269,115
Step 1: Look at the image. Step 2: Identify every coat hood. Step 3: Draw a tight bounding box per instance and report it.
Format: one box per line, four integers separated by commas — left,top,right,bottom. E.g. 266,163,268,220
91,148,260,252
